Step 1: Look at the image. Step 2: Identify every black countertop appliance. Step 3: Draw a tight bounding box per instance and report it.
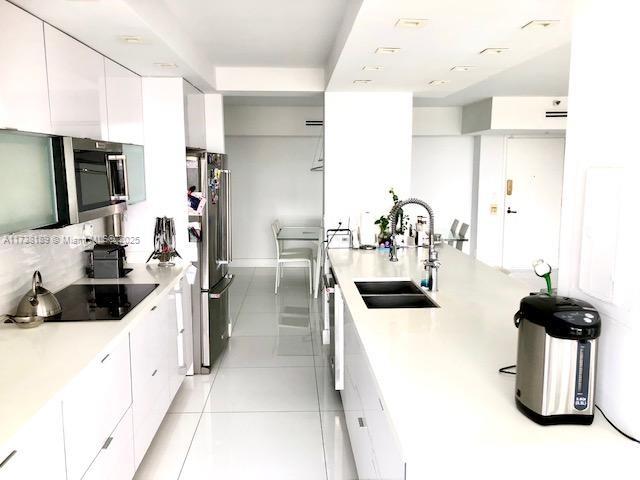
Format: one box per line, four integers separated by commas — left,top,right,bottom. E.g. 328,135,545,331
87,243,132,279
514,294,601,425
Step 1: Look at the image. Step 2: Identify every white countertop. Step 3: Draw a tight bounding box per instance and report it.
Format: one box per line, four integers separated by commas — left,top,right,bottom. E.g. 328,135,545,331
0,262,190,447
329,246,638,479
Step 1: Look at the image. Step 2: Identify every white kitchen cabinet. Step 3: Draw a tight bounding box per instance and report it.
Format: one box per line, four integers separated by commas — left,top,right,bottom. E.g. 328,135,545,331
0,1,51,134
340,300,405,480
63,335,132,480
105,59,144,145
183,81,206,149
45,24,108,139
0,400,66,480
83,407,135,480
130,294,174,467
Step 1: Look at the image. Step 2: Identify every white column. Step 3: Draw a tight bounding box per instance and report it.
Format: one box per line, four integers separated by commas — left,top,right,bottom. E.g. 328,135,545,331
324,92,413,234
125,77,188,263
559,0,640,437
470,135,506,266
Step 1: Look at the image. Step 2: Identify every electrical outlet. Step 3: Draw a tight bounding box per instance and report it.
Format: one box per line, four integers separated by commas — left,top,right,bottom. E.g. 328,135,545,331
490,204,498,215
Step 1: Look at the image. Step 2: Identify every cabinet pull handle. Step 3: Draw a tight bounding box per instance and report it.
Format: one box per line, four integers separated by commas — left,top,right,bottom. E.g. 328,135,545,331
0,450,17,469
378,397,384,411
102,437,113,450
152,369,158,377
100,353,110,363
357,417,366,428
179,328,185,334
151,306,157,311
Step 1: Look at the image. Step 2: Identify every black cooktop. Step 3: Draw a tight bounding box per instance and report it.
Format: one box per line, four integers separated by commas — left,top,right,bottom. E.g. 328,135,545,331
49,283,159,322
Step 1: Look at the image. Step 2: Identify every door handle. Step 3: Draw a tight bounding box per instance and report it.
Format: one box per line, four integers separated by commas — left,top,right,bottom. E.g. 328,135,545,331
507,207,518,214
0,450,17,469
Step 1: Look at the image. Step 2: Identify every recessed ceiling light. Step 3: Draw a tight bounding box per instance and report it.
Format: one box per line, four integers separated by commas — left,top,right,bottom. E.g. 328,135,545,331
450,66,477,72
395,18,428,28
353,79,372,85
428,80,450,86
479,47,509,55
522,20,559,29
119,35,143,44
375,47,401,54
154,62,178,68
362,65,384,71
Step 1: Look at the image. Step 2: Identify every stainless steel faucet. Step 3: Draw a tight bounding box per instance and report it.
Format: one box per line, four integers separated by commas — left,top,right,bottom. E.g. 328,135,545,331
389,197,440,291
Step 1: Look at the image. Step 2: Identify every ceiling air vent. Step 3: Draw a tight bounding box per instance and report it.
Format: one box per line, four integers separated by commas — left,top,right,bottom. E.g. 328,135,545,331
545,111,567,118
305,120,323,126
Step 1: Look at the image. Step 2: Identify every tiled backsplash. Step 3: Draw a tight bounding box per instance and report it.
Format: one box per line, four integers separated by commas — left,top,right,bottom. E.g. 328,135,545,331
0,219,106,316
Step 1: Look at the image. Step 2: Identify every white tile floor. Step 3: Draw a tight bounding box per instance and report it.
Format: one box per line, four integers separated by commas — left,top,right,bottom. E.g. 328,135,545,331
134,267,358,480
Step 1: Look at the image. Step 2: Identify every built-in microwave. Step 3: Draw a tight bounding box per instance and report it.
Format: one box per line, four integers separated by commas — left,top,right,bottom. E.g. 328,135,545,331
56,137,129,224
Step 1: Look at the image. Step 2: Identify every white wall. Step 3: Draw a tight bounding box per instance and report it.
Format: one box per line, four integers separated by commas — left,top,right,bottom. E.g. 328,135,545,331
224,106,323,137
412,107,462,136
226,136,323,265
224,104,323,266
324,92,413,233
559,0,640,438
411,136,474,239
126,77,188,263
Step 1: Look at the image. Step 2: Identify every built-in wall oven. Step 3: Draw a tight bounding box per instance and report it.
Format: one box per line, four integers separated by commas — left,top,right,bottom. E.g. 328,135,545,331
56,137,128,224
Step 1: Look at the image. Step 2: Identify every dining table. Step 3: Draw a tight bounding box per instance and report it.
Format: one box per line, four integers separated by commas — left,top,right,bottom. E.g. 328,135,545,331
276,226,323,298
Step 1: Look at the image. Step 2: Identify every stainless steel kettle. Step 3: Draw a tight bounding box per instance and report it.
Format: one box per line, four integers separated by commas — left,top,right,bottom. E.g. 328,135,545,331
8,271,62,328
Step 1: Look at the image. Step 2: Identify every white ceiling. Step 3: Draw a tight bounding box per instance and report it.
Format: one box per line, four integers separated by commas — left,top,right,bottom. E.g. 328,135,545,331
162,0,348,67
9,0,572,102
328,0,573,97
414,43,571,107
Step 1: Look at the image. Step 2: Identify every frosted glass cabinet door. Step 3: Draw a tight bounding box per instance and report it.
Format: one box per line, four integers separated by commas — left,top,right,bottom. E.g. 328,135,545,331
0,2,51,134
0,132,58,235
44,24,109,140
124,144,146,204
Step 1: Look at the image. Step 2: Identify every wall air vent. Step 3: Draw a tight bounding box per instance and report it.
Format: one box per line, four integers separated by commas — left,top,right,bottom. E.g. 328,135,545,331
305,120,323,126
545,111,568,118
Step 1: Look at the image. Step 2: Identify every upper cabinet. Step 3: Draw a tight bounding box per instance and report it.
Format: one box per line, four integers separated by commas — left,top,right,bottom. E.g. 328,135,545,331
0,1,51,134
105,59,144,145
45,24,109,140
183,81,206,149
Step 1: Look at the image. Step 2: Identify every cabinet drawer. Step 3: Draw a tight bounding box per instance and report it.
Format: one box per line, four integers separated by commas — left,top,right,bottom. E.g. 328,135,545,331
63,336,131,480
0,401,66,480
83,407,134,480
130,300,172,467
344,410,378,480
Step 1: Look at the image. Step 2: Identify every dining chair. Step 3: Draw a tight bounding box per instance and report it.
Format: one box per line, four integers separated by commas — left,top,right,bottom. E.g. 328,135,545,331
456,223,469,251
447,219,459,246
271,222,313,295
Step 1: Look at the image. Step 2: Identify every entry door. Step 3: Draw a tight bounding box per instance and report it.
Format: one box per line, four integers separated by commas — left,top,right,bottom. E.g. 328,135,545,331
502,137,565,270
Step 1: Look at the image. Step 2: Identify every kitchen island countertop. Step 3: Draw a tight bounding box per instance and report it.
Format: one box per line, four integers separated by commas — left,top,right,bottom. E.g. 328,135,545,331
0,262,190,447
328,246,638,479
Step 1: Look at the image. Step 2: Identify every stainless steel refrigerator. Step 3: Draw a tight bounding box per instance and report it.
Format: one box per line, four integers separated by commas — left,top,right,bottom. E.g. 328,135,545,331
189,151,233,374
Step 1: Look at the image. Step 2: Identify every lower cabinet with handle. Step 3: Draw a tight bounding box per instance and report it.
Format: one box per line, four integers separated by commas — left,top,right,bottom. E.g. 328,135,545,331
0,400,66,480
0,271,192,480
82,407,135,480
340,301,406,480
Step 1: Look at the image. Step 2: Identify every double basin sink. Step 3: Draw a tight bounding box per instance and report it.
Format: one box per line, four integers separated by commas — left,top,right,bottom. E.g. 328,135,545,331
355,280,439,309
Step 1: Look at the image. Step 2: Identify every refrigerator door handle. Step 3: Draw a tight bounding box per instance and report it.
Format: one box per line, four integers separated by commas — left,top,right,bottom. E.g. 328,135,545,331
199,152,209,289
209,274,234,299
218,169,232,265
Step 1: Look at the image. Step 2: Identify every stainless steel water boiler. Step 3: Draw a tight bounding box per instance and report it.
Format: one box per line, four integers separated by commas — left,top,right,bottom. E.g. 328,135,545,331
513,294,601,425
